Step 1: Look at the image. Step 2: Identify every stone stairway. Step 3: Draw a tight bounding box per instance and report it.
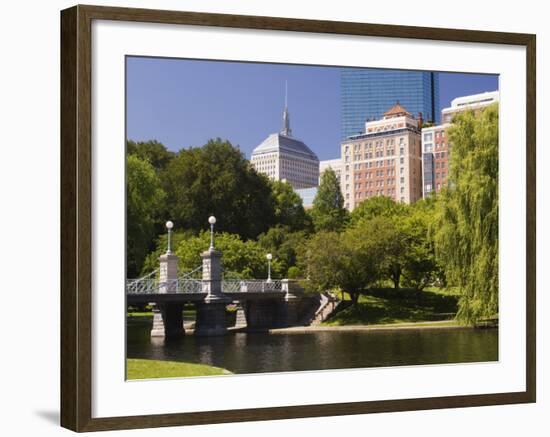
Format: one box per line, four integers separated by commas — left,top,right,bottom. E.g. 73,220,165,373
310,292,342,325
299,292,342,326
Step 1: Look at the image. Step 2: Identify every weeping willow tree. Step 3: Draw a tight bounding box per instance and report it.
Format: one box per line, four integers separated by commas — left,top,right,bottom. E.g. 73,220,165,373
433,104,499,324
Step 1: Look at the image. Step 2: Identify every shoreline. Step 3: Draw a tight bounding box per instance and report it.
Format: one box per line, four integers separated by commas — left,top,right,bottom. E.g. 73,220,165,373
128,315,497,333
267,320,475,334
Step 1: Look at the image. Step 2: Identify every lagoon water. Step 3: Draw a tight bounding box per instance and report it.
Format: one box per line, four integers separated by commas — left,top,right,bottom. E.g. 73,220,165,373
127,319,498,374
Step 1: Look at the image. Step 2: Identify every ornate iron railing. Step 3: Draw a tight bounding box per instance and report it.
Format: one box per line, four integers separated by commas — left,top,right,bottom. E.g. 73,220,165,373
126,278,204,294
126,276,284,295
222,279,283,293
178,279,203,293
126,278,159,294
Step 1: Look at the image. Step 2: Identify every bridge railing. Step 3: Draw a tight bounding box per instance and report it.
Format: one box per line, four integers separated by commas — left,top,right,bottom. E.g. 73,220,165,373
222,279,283,293
127,278,284,294
178,279,203,293
126,278,159,294
126,278,203,294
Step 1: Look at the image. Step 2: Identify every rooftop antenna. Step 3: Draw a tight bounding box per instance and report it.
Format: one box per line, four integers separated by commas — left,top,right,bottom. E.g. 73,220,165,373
281,80,292,136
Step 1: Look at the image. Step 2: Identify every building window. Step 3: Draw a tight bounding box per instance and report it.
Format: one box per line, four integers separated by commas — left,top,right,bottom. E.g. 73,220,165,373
400,148,404,156
400,177,405,184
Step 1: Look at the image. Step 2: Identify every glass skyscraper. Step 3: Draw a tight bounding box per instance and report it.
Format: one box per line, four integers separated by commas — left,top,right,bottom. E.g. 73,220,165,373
341,69,440,139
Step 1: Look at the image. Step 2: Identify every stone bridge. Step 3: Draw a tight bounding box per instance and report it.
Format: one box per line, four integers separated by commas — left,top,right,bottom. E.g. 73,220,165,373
126,233,322,338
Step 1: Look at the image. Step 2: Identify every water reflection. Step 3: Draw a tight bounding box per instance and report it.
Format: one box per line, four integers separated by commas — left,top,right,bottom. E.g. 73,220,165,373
127,319,498,375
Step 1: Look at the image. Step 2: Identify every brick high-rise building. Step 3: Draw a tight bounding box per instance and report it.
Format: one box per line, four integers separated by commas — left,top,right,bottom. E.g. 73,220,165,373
341,103,423,210
421,124,450,196
422,90,499,197
441,91,499,124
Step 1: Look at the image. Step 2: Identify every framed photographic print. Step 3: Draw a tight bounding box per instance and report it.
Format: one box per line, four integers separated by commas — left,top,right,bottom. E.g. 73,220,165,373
60,4,536,432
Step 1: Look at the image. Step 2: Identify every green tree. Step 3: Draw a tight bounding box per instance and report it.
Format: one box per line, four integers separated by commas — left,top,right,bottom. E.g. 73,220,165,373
271,180,312,232
126,154,166,277
350,197,439,291
299,231,378,304
400,201,439,291
162,139,275,239
350,195,406,225
310,168,348,232
433,104,499,323
348,216,405,289
287,266,301,279
127,140,175,171
257,225,307,277
142,230,282,279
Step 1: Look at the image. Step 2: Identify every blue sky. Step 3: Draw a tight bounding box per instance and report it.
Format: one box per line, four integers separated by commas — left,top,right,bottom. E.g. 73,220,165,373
126,57,498,161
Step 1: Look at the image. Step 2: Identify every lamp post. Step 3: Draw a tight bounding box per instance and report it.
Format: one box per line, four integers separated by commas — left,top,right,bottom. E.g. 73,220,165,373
208,215,216,250
266,253,273,283
165,220,174,254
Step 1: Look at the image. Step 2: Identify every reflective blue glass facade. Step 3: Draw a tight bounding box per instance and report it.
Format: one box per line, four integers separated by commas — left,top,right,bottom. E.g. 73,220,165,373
341,69,440,139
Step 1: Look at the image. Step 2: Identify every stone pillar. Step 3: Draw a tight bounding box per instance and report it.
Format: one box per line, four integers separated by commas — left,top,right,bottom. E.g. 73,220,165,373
278,279,304,327
234,303,247,329
200,249,222,296
150,251,184,339
159,252,179,293
194,249,230,336
151,306,166,337
151,304,185,340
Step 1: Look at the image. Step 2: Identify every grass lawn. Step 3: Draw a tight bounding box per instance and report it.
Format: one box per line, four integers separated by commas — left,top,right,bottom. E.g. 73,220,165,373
127,312,153,318
127,305,197,320
324,287,460,326
127,358,232,379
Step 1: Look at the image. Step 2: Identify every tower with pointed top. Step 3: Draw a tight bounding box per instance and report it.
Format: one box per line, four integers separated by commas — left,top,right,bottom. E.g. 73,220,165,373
281,81,292,136
251,82,319,189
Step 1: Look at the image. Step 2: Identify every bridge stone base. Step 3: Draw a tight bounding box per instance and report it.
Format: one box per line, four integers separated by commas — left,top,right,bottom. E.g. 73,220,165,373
194,300,228,336
245,299,301,330
234,304,247,328
151,304,185,339
277,299,301,328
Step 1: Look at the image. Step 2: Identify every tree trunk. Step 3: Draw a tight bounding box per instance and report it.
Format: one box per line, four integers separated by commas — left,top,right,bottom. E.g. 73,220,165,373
351,292,359,305
391,266,401,290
